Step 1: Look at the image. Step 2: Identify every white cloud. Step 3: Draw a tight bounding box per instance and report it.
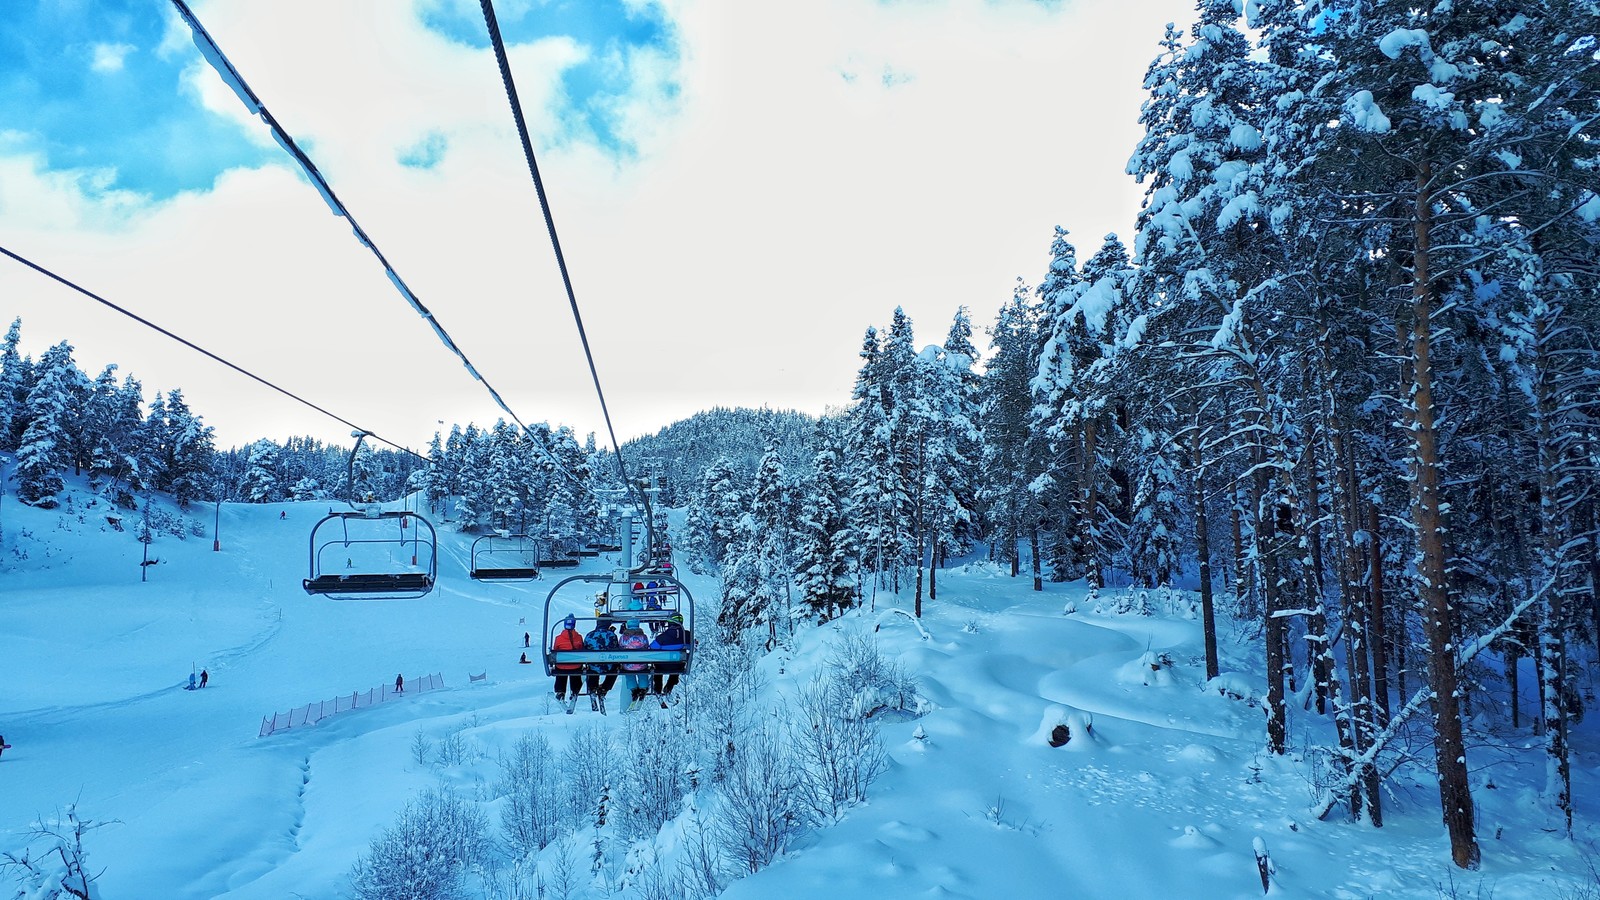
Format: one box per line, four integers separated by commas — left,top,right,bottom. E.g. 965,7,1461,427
3,0,1195,451
90,42,136,73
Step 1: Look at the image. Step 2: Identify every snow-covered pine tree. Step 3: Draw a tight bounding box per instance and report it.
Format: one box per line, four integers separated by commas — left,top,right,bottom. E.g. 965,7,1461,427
0,316,25,452
794,436,857,622
747,437,794,636
452,424,487,528
422,432,449,516
146,389,215,509
240,439,282,503
937,307,983,559
15,341,79,507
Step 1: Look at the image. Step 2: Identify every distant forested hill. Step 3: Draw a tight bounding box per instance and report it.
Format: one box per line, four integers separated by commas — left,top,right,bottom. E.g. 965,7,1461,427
622,406,823,505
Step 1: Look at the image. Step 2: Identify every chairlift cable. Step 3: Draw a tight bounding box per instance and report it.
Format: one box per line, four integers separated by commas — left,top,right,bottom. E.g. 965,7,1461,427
170,0,596,502
476,0,656,548
0,243,423,462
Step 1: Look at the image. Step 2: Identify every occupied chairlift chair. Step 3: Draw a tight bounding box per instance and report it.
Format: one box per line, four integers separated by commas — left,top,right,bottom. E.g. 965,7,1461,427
539,513,692,677
539,573,694,677
302,434,439,599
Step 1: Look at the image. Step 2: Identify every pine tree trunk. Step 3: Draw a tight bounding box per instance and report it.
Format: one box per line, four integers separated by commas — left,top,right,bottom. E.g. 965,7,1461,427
1081,418,1102,591
1190,406,1218,680
1531,309,1573,834
1368,500,1392,723
1258,457,1287,756
1409,164,1479,869
1330,411,1378,824
1030,520,1043,593
1232,487,1250,617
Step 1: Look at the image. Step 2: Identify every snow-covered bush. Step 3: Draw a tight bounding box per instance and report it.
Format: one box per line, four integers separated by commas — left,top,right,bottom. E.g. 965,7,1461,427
348,786,489,900
712,725,800,875
789,675,887,824
680,622,765,782
560,723,614,829
497,731,563,856
824,630,920,718
616,714,693,838
0,804,113,900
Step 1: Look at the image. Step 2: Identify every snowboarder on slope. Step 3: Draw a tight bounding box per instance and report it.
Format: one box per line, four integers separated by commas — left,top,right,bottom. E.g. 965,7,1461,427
199,669,209,689
395,673,404,694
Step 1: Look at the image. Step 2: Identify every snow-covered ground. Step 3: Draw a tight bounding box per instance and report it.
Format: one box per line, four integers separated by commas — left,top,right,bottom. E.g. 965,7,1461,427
3,475,1599,898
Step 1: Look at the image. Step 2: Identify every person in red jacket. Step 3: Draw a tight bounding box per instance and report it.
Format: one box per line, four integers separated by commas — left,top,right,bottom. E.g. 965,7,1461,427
552,614,585,713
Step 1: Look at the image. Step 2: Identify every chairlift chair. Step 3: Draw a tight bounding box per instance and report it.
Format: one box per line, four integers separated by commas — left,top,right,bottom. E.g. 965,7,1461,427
468,532,543,582
302,431,439,600
303,509,437,599
540,573,695,678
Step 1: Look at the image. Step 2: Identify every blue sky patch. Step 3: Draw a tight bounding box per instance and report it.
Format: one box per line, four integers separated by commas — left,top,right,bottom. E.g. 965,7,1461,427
0,0,270,201
399,131,450,170
2,0,678,203
419,0,679,154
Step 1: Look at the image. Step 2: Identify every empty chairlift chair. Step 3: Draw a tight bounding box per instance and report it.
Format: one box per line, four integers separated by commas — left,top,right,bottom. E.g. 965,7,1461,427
303,509,438,599
468,532,543,582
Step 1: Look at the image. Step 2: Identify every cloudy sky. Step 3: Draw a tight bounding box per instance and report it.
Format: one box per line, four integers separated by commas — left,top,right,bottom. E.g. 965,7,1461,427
0,0,1195,453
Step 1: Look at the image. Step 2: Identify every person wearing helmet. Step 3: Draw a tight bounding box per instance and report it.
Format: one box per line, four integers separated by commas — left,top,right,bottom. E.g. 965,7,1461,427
552,614,585,714
618,618,650,711
583,619,621,714
649,613,688,706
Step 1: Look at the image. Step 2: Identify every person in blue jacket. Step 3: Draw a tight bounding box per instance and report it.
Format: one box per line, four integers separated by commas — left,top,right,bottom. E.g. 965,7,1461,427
649,614,688,706
583,620,621,713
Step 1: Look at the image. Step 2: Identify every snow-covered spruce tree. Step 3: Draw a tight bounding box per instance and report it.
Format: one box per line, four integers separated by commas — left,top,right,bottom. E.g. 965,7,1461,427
0,316,26,452
1257,0,1600,867
348,786,489,900
1033,235,1136,597
144,388,214,510
794,438,858,622
747,437,796,636
15,341,78,508
239,439,281,504
452,424,487,528
937,307,984,559
484,420,522,532
844,374,895,598
1028,228,1087,583
349,437,388,503
979,280,1050,585
421,432,449,516
87,370,147,505
684,458,745,574
1125,420,1185,591
717,517,778,642
913,321,981,611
